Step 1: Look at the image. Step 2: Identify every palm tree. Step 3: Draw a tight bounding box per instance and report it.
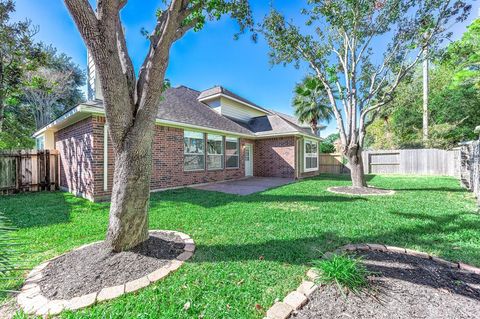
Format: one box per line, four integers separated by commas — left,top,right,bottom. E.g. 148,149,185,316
293,76,333,135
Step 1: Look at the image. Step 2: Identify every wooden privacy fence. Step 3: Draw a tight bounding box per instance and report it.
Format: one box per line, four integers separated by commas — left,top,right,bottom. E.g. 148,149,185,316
319,149,460,177
363,149,460,177
319,153,350,174
0,150,59,194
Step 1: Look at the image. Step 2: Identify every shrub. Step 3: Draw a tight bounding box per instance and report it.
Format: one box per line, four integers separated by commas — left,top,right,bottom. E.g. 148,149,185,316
313,254,370,293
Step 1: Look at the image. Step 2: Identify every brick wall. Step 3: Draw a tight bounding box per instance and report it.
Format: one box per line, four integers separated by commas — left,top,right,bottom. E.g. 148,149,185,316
90,117,253,200
149,126,252,191
254,137,296,178
91,116,114,199
55,116,315,201
54,117,95,200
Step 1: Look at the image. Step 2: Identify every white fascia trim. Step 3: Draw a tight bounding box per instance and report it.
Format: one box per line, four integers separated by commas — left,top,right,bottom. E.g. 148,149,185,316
33,104,321,142
32,104,103,137
198,93,269,115
32,105,83,137
255,132,322,141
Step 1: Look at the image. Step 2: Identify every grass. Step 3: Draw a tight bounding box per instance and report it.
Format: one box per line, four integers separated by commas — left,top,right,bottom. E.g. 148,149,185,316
0,174,479,318
313,254,370,294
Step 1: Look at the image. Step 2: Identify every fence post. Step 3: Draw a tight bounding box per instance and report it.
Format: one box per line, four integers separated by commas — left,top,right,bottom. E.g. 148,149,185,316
45,150,51,191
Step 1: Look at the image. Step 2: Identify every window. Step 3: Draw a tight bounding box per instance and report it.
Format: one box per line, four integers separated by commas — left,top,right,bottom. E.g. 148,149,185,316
304,139,318,172
184,131,205,171
225,137,239,168
207,134,224,170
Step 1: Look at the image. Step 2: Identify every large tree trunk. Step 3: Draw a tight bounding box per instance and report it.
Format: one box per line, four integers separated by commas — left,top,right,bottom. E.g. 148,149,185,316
346,145,367,188
106,124,155,252
64,0,204,252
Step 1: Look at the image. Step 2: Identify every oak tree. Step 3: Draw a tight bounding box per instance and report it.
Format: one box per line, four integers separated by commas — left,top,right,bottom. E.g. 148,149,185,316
261,0,471,187
0,0,37,131
64,0,253,251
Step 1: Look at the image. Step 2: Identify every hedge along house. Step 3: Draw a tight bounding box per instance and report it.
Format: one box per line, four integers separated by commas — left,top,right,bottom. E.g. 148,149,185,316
33,63,322,201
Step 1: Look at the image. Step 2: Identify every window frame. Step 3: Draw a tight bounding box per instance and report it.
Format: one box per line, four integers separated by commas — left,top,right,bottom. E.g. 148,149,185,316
225,137,240,169
183,130,206,172
36,136,45,150
207,134,224,171
304,139,319,172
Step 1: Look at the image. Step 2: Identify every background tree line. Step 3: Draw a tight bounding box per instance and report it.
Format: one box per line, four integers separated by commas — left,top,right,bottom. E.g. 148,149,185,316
0,0,85,150
292,17,479,153
364,18,480,150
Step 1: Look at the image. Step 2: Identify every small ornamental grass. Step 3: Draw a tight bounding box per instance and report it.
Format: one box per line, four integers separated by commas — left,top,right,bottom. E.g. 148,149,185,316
313,254,371,294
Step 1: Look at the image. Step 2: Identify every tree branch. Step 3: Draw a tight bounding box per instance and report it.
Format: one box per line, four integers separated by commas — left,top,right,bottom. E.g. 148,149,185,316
63,0,99,47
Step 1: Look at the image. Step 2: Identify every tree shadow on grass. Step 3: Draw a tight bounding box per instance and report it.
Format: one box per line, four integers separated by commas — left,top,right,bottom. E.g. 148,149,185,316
387,187,468,193
0,191,99,229
190,209,480,299
316,173,376,182
151,188,368,209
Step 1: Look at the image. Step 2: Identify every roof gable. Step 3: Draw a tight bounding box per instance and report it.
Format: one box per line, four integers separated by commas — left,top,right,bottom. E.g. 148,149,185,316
34,85,320,140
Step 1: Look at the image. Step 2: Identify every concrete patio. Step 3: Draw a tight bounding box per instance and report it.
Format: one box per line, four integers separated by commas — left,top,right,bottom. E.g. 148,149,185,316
192,177,295,195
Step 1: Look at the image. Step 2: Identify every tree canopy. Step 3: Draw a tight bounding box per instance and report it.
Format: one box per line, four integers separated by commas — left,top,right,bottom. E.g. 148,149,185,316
292,76,332,136
365,18,480,149
0,1,85,149
0,0,38,132
261,0,472,187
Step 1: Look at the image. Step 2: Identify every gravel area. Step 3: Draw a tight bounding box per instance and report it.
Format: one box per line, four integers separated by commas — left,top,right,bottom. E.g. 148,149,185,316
294,251,480,319
38,231,185,300
328,186,394,195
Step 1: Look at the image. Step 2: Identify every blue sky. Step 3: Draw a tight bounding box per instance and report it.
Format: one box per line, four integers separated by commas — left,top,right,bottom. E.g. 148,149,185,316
13,1,480,136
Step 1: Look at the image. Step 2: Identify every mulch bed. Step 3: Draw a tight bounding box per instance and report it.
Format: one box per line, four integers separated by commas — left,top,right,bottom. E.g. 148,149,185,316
293,250,480,319
38,231,185,300
328,186,395,196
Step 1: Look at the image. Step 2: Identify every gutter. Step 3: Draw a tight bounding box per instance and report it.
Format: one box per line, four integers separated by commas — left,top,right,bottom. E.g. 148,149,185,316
32,104,104,137
33,105,322,141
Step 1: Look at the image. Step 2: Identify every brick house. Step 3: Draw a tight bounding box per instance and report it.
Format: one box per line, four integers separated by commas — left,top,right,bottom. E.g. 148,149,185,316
33,83,321,202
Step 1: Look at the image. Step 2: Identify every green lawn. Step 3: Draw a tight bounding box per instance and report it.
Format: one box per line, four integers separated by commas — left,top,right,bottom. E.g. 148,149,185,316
1,174,479,318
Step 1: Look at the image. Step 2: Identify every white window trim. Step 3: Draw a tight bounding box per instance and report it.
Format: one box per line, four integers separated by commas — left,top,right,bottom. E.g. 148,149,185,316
184,131,206,172
304,139,319,172
207,134,224,171
36,136,45,150
225,137,240,169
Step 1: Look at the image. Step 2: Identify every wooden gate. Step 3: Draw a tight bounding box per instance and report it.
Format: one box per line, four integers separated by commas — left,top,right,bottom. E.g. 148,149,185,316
0,150,59,195
319,153,350,174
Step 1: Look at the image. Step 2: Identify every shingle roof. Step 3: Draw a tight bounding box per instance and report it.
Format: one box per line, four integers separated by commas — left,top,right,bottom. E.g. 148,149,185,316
198,86,270,114
243,113,317,138
157,86,253,135
41,85,319,139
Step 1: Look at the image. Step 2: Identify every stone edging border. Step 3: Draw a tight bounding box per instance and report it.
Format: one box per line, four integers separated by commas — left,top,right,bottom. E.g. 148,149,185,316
326,186,396,196
263,243,480,319
16,230,195,316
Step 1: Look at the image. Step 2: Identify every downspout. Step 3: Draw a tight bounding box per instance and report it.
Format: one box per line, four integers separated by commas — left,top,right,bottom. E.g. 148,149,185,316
295,137,300,179
103,124,108,192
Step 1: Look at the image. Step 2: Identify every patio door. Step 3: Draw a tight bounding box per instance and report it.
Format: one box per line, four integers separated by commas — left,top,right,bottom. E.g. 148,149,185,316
245,143,253,177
